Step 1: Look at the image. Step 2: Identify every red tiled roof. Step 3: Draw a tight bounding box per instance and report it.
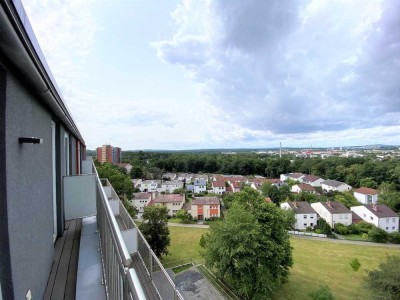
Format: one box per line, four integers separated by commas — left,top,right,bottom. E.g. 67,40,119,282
302,175,321,182
192,197,220,205
153,194,184,203
232,182,242,188
354,187,378,195
226,187,233,192
212,181,226,188
297,183,316,192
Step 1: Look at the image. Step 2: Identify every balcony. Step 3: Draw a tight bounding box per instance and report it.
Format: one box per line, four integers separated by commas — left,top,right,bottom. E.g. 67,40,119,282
45,158,183,299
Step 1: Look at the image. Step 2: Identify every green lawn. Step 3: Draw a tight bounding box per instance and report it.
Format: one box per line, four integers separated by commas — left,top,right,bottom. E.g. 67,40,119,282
342,234,367,241
162,226,400,300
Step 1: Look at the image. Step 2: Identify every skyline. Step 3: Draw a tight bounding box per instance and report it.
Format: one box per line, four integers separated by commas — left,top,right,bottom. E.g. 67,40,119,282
22,0,400,150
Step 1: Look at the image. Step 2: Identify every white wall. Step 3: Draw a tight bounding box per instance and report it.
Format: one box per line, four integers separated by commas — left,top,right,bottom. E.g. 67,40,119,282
354,192,378,205
351,206,399,233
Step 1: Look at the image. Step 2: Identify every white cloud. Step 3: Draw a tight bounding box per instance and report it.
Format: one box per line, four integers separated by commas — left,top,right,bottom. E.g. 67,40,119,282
155,0,400,140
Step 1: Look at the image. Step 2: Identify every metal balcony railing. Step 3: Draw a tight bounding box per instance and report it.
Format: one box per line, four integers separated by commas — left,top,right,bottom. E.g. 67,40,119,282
92,160,183,300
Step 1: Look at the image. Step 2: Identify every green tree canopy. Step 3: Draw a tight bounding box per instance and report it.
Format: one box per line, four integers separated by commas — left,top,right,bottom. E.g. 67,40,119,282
200,189,293,299
366,255,400,300
139,206,170,257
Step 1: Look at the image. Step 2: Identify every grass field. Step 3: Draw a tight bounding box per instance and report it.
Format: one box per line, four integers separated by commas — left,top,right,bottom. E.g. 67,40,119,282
162,226,400,300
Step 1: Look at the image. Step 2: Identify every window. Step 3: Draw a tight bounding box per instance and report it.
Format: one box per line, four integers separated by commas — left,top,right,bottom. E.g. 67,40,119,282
344,214,348,219
339,214,343,219
303,215,307,219
393,218,396,222
393,227,395,230
310,223,314,227
386,227,389,230
304,223,307,227
310,216,314,219
370,216,373,220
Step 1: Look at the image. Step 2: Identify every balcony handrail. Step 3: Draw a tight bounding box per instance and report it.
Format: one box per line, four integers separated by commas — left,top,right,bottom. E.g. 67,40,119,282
127,269,147,300
94,167,132,267
118,201,177,289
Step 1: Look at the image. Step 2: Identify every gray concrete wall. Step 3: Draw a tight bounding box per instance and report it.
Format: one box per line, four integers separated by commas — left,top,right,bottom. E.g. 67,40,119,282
5,67,55,300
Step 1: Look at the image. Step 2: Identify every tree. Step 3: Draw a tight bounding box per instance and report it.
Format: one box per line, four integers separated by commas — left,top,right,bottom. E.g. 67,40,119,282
309,286,335,300
176,209,191,223
349,258,361,272
139,206,170,257
200,190,293,299
366,255,400,300
316,218,332,235
334,192,360,209
368,227,388,243
130,166,144,179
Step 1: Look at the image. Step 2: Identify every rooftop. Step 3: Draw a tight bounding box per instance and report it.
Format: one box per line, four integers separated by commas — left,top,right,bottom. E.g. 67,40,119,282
286,201,316,214
192,197,220,205
321,180,348,187
302,175,321,182
153,194,185,203
132,192,152,199
364,205,398,218
354,187,379,195
319,201,351,214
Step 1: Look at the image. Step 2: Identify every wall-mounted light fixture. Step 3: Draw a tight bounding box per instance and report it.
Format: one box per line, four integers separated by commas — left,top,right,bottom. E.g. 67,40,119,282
19,137,43,144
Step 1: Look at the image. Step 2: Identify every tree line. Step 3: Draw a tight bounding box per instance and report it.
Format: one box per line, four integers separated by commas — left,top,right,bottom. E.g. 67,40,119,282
123,151,400,191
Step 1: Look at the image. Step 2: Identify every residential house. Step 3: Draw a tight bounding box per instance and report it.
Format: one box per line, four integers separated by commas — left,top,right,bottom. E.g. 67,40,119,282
291,183,316,194
130,192,152,218
280,173,304,182
191,197,220,220
351,204,399,233
194,174,208,180
230,181,243,193
177,173,193,182
162,172,176,180
114,163,132,174
160,181,183,193
194,179,207,194
132,178,142,188
149,194,185,216
311,201,352,227
321,180,352,192
302,175,325,187
212,181,226,195
280,201,318,230
138,180,161,192
354,187,379,205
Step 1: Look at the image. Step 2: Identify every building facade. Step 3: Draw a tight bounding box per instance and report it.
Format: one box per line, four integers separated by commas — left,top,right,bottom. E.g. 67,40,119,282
96,144,121,163
353,187,379,205
351,205,399,233
0,3,86,298
311,201,352,227
191,197,220,220
280,201,318,230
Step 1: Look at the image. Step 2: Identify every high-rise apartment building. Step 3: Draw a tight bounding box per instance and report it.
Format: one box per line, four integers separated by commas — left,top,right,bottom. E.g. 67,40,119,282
96,144,121,163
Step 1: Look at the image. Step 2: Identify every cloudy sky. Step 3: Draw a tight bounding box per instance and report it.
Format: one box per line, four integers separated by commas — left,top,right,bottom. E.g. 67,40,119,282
22,0,399,150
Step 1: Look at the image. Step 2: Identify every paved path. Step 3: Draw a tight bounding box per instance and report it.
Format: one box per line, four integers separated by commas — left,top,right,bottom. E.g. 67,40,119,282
167,222,400,248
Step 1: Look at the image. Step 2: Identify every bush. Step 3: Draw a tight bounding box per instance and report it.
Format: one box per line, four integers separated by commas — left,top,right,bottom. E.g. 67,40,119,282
334,223,349,235
347,224,359,234
309,285,335,300
315,229,322,234
306,226,313,232
388,231,400,244
361,233,369,240
368,227,388,243
355,221,373,234
317,218,332,235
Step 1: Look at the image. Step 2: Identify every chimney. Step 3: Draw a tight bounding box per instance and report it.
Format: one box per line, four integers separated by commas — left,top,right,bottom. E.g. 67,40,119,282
327,201,332,208
293,201,298,208
372,204,378,211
